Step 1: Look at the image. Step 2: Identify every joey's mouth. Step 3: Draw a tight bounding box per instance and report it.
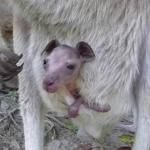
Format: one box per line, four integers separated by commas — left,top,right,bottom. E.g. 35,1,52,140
43,82,61,93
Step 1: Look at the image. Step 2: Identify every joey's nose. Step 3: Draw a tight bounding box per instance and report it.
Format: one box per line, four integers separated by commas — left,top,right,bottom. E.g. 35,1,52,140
46,80,54,86
43,78,55,87
42,75,59,92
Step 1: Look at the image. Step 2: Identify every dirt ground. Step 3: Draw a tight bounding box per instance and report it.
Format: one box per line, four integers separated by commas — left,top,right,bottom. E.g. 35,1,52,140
0,87,135,150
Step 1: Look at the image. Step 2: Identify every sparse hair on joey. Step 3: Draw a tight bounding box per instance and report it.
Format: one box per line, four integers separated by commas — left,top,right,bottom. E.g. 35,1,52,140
41,39,95,93
41,39,95,62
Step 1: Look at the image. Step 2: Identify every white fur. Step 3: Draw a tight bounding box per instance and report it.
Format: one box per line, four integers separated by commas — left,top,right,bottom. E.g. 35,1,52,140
116,103,137,133
5,0,150,150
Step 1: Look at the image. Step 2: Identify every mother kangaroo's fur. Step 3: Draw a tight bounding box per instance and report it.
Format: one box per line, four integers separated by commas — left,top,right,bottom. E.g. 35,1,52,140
4,0,150,150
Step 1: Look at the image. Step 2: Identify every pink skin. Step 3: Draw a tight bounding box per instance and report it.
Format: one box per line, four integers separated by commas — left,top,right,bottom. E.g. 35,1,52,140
42,45,82,93
42,40,111,118
68,97,84,118
66,83,111,118
68,98,111,118
84,102,111,112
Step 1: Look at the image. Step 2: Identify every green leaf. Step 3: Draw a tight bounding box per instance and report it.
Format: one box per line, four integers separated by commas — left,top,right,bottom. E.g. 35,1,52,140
8,90,19,103
118,134,134,144
63,120,78,133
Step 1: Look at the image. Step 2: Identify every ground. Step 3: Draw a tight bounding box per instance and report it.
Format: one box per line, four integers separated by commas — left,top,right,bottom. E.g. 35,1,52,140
0,87,134,150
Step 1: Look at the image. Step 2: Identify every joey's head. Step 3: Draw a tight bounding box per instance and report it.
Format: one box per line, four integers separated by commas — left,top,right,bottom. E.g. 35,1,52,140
41,39,95,93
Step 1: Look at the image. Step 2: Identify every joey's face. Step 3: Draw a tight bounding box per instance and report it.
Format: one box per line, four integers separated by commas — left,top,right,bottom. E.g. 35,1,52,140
41,39,95,93
42,46,82,93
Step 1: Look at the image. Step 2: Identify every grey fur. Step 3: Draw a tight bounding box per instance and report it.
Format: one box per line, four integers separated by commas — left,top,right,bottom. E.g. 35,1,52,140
2,0,150,150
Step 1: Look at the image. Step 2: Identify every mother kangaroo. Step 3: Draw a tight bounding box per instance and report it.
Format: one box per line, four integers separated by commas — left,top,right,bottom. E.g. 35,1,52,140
4,0,150,150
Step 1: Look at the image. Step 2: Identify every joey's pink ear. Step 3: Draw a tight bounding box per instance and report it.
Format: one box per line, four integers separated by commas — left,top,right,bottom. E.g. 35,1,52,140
76,41,95,61
41,39,60,55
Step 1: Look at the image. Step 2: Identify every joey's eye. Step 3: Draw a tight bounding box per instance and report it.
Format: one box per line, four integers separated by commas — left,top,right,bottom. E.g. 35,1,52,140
43,59,47,65
67,64,75,70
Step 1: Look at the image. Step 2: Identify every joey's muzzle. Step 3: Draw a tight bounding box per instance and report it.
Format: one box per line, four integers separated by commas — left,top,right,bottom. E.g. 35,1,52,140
43,75,59,93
